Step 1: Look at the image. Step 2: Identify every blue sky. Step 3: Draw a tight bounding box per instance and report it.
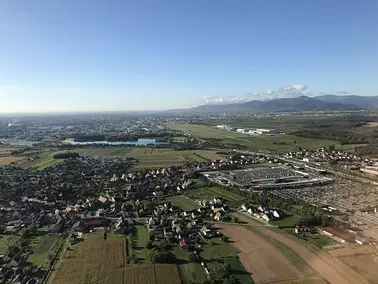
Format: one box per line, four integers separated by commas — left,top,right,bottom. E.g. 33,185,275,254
0,0,377,112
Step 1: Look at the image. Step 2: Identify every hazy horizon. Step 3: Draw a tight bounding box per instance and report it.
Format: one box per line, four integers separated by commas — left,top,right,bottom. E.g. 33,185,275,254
1,0,377,113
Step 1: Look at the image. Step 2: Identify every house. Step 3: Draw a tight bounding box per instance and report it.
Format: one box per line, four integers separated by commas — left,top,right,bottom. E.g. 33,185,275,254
179,239,187,250
200,226,211,237
273,210,283,219
261,212,274,221
241,204,247,211
82,217,104,228
48,221,63,233
295,226,310,235
214,212,222,221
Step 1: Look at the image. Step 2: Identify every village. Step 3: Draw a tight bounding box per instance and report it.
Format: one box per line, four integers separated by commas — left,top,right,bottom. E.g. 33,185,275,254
2,142,378,283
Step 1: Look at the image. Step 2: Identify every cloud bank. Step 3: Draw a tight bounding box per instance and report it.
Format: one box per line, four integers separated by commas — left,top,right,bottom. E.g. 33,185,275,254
201,84,350,105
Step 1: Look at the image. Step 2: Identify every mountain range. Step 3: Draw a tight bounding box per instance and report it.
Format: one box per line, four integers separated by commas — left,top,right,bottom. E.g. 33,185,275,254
186,95,378,114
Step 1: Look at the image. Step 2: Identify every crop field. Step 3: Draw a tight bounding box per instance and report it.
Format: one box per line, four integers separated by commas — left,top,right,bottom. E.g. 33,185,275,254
167,195,201,211
51,233,125,284
232,212,369,284
124,265,156,284
20,147,222,170
215,223,303,284
168,123,336,151
178,263,207,284
0,156,25,165
155,264,181,284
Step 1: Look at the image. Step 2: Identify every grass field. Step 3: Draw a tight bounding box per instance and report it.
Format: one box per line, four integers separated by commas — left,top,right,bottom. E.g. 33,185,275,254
0,235,21,254
28,235,61,268
224,257,254,284
270,215,300,227
178,263,208,284
134,225,153,263
200,238,239,260
167,195,201,211
302,234,336,249
201,187,245,201
168,123,337,151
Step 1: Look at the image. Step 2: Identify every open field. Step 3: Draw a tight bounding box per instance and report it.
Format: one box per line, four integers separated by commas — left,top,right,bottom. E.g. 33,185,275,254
167,195,201,211
200,237,239,260
233,212,369,284
201,187,246,201
51,232,125,284
224,257,254,284
270,215,300,227
0,235,21,254
178,263,207,284
155,264,181,284
134,225,152,263
21,147,223,169
168,123,336,151
215,223,303,284
0,148,17,155
0,156,25,165
124,265,156,284
28,235,61,268
187,186,246,203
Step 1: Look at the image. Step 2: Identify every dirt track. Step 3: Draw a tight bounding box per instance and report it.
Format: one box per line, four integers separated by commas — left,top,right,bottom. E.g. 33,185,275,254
215,224,302,284
233,213,369,284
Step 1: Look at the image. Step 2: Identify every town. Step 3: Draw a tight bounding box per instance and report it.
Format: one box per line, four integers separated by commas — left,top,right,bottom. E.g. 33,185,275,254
1,113,378,284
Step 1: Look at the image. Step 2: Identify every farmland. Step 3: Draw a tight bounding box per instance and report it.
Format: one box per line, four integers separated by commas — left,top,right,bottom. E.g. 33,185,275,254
19,147,223,169
155,264,181,284
0,156,25,165
124,265,156,284
166,195,201,211
232,212,369,284
215,223,303,284
168,123,336,151
51,232,125,284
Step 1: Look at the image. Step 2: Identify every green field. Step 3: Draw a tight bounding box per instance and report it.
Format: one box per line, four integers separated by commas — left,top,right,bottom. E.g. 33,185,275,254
200,238,239,260
302,234,336,249
133,225,153,263
28,234,61,268
168,123,336,151
224,257,254,284
178,263,208,284
202,187,246,201
166,195,201,211
0,234,21,254
269,215,300,227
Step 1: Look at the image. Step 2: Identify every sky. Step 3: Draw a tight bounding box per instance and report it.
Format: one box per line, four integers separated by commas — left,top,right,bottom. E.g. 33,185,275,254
0,0,377,113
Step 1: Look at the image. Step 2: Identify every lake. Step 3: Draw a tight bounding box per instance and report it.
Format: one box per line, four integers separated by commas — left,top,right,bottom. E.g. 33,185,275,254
66,138,161,146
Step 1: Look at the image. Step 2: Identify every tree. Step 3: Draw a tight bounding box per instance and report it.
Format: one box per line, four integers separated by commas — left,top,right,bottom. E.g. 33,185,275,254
146,241,153,249
188,252,197,262
153,251,176,263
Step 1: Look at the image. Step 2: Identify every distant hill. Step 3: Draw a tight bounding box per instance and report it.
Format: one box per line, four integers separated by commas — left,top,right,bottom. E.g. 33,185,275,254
187,96,360,114
315,95,378,108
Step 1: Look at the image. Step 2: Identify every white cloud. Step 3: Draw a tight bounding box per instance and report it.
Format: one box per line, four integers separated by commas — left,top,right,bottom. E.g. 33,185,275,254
201,83,314,105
